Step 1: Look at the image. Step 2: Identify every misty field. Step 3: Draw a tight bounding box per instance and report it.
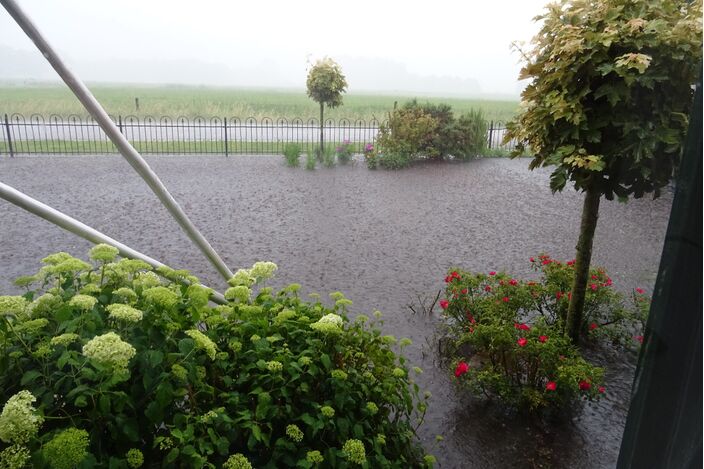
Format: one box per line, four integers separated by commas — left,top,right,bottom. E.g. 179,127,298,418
0,85,520,122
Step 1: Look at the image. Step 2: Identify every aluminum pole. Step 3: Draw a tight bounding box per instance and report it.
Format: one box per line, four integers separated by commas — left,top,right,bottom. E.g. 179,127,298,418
0,0,233,282
0,182,227,305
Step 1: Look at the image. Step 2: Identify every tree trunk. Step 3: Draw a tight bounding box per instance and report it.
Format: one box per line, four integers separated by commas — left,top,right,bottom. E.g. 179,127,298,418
319,102,324,158
566,187,601,343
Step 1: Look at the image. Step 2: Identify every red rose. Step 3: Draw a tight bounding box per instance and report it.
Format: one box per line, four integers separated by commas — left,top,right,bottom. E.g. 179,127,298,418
530,257,535,262
567,292,572,300
635,288,645,294
579,380,591,391
567,260,575,266
545,381,557,391
556,291,563,300
517,323,530,331
542,259,551,265
589,323,598,331
605,278,613,286
499,280,505,286
454,361,469,377
517,338,528,347
461,288,468,295
439,299,449,309
590,284,598,291
509,279,518,286
489,271,496,276
444,276,451,283
502,297,510,303
591,275,598,280
634,335,644,344
484,285,492,292
598,386,605,394
539,335,548,343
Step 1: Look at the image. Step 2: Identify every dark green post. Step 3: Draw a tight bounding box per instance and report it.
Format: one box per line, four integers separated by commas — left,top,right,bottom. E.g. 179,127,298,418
617,75,702,468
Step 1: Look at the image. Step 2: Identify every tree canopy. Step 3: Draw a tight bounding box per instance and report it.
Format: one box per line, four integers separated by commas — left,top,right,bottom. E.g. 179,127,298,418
507,0,702,200
306,58,347,109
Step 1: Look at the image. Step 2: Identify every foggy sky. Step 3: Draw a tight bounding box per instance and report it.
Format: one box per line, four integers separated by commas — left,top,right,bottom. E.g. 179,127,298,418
0,0,548,97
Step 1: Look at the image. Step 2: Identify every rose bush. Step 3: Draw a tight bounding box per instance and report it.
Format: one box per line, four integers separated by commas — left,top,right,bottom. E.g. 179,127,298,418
439,255,649,411
0,246,433,468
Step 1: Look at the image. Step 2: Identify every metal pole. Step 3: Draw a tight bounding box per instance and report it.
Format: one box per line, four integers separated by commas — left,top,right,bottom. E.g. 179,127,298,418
4,114,14,157
0,181,227,305
0,0,233,282
224,117,228,157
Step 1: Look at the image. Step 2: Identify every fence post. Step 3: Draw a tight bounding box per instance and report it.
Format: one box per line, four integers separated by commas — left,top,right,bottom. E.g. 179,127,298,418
224,117,229,157
487,121,494,150
118,115,123,134
4,114,14,157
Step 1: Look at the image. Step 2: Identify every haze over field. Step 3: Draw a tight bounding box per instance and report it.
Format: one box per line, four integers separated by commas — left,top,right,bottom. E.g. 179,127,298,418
0,0,547,98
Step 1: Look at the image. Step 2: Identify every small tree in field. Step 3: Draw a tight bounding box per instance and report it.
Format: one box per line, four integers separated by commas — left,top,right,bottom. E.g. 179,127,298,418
306,58,348,155
506,0,702,342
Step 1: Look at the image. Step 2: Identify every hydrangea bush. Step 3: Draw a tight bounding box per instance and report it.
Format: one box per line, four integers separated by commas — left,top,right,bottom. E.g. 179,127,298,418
439,255,649,411
0,246,433,468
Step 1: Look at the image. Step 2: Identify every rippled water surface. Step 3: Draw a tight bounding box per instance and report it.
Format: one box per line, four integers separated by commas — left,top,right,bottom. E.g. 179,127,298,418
0,155,672,468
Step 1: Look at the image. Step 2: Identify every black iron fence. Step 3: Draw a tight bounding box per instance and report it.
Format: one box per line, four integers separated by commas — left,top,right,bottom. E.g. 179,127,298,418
0,113,517,156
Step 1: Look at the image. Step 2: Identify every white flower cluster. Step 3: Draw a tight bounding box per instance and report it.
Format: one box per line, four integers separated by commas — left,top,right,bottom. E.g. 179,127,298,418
185,329,217,360
107,304,143,323
310,313,344,335
82,332,136,370
227,262,278,288
0,391,43,445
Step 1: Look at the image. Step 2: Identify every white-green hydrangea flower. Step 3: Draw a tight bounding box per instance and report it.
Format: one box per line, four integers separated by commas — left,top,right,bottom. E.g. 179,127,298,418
228,340,243,353
381,335,397,345
186,284,212,307
132,271,161,289
283,283,301,294
266,361,283,373
28,293,60,316
50,333,80,348
424,454,437,466
171,364,188,381
80,284,101,295
107,304,143,323
335,298,353,309
43,428,89,469
69,294,98,311
285,424,304,443
223,453,253,469
365,402,379,415
342,439,366,465
355,314,369,323
331,370,348,381
320,406,335,418
298,356,312,366
306,450,324,464
375,434,386,446
275,309,297,323
0,390,43,444
49,257,92,274
113,287,137,304
310,313,344,335
12,275,36,288
373,310,383,319
250,334,261,342
224,286,251,303
41,252,74,265
413,366,423,374
115,259,151,275
89,244,119,263
228,269,255,287
126,448,144,468
399,338,413,347
0,444,30,469
15,318,48,334
82,332,136,370
185,330,217,360
239,305,262,315
143,286,180,309
392,367,405,378
250,261,277,282
0,296,28,317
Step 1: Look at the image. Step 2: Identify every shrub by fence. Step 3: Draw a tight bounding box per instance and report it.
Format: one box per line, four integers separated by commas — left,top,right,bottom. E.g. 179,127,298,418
0,113,517,156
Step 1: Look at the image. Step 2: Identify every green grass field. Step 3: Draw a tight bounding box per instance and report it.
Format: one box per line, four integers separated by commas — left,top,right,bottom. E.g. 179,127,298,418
0,85,520,123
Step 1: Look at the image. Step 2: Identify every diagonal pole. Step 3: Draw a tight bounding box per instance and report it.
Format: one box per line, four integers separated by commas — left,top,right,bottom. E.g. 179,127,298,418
0,181,227,305
0,0,233,282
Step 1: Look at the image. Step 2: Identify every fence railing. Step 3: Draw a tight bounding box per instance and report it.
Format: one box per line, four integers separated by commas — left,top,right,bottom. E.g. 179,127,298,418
0,113,517,156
